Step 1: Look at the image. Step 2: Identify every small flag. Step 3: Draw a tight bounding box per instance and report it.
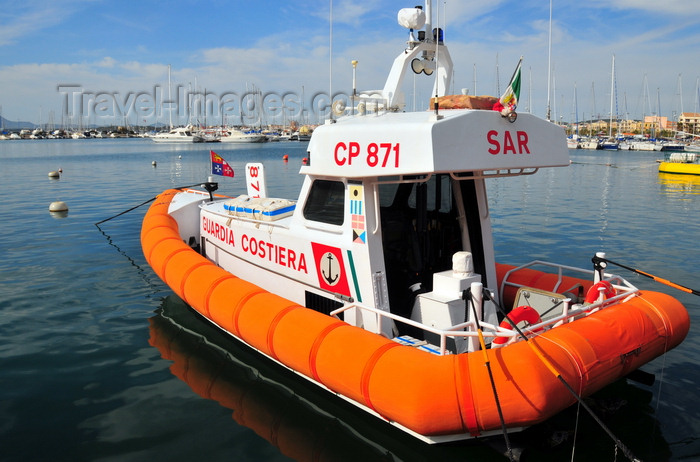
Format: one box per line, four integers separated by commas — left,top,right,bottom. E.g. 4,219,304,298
495,57,522,115
210,150,234,177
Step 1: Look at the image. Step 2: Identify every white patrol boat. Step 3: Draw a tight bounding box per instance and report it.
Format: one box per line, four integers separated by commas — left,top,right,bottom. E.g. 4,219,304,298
141,1,689,450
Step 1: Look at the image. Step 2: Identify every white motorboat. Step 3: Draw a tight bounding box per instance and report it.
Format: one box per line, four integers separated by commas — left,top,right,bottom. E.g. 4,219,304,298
219,128,267,143
151,126,196,143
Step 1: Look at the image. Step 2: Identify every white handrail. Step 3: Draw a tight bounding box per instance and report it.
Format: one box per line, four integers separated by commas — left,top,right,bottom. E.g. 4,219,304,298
331,260,639,355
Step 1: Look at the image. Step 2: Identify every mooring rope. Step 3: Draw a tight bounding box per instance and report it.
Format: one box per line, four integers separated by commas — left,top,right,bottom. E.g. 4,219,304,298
94,183,204,227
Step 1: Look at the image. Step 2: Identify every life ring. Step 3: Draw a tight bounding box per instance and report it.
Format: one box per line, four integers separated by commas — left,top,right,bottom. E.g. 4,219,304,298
492,305,542,345
584,280,616,304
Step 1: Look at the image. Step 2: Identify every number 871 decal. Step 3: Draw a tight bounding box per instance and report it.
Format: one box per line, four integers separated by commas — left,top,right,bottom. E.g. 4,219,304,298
245,162,268,198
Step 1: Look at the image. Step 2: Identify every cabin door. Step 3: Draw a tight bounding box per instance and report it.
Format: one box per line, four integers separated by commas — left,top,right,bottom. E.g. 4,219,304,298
378,174,473,320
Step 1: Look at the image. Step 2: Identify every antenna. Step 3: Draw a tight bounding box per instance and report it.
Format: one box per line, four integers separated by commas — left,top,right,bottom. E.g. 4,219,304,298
495,53,500,96
433,0,440,116
545,0,552,121
329,0,334,121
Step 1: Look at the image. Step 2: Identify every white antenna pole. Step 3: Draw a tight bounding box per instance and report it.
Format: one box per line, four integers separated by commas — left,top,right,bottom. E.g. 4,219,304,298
546,0,552,121
435,0,439,95
425,0,432,43
495,52,500,96
329,0,333,120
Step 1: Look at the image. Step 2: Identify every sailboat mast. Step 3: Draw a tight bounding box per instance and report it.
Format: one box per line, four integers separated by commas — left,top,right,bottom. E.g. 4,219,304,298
329,0,333,121
609,55,615,138
528,67,532,114
168,64,173,130
574,82,579,136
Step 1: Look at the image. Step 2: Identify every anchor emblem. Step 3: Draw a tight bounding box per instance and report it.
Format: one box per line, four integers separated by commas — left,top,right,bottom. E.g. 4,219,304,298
320,252,340,286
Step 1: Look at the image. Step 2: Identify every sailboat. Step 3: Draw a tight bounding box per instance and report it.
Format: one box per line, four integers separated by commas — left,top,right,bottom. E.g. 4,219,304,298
151,65,197,143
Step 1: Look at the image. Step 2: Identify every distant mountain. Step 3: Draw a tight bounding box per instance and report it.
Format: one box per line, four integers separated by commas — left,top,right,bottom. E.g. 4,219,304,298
0,116,36,131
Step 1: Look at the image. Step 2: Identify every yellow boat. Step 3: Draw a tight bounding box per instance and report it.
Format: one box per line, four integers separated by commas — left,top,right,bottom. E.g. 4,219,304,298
658,152,700,175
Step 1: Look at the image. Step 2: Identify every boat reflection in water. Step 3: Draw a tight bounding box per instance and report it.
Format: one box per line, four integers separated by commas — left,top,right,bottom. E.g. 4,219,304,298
658,172,700,196
149,295,499,462
149,295,671,462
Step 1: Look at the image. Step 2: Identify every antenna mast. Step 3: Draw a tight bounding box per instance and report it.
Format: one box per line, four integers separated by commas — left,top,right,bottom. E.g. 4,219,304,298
329,0,333,121
545,0,552,121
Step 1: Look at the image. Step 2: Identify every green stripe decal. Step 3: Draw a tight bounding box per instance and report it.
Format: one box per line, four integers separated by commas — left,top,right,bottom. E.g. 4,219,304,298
347,250,362,303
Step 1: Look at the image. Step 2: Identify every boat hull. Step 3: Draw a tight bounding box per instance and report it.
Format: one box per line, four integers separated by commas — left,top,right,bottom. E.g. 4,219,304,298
658,161,700,176
142,189,690,439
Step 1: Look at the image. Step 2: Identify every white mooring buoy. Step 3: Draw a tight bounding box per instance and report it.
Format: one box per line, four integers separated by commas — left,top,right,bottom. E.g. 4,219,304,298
49,201,68,213
48,171,60,178
152,161,157,167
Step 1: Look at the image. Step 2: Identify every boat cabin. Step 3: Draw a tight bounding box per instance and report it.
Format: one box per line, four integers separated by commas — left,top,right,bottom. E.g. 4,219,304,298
189,107,569,353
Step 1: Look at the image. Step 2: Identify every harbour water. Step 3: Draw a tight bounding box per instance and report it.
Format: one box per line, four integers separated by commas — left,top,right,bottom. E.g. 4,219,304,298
0,139,698,461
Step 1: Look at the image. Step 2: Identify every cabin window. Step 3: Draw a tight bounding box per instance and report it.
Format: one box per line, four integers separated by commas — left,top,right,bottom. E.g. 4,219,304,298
303,180,345,225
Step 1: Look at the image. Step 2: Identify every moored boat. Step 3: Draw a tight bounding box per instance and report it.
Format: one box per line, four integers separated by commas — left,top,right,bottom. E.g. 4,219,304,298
151,125,196,143
579,137,600,150
658,152,700,175
219,128,267,143
141,1,690,448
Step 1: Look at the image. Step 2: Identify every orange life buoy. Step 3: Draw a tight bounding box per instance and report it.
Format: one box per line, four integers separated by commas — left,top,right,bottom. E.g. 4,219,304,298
584,280,616,304
492,305,542,345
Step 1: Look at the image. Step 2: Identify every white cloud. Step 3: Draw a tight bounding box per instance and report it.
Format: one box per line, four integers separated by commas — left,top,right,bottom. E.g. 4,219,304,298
0,6,67,46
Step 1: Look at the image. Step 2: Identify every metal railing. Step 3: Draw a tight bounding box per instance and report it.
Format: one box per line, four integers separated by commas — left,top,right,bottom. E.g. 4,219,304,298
330,260,640,355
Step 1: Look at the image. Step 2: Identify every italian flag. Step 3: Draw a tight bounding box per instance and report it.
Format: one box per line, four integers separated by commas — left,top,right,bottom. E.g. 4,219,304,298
497,57,523,113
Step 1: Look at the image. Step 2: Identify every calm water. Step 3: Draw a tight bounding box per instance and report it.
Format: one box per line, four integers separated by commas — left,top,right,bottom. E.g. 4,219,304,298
0,139,698,461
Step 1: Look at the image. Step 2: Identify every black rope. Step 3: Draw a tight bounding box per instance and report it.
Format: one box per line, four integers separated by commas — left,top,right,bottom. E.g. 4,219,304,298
94,196,157,226
484,289,642,462
463,288,515,462
94,183,204,227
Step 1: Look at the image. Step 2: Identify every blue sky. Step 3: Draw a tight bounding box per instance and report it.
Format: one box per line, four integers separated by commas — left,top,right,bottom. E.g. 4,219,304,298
1,0,699,127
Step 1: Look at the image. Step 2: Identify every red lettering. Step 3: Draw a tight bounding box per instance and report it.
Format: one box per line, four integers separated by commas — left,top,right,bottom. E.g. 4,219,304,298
503,131,515,154
238,234,307,273
517,131,530,154
334,142,401,167
487,130,499,154
487,130,531,154
367,143,378,167
288,249,297,270
334,142,347,166
348,142,360,165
